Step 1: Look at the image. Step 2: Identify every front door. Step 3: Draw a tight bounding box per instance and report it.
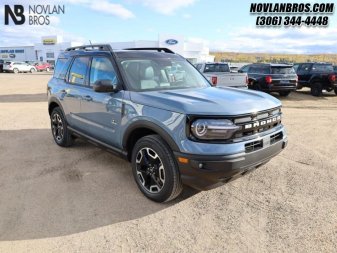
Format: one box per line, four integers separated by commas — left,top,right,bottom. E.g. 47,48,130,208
79,56,123,148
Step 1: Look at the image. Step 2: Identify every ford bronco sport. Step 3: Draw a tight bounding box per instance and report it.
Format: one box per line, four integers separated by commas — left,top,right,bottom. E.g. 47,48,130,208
48,45,288,202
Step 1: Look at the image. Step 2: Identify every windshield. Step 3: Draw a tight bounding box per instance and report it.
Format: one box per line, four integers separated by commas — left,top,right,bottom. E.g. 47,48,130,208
271,67,296,74
119,58,210,91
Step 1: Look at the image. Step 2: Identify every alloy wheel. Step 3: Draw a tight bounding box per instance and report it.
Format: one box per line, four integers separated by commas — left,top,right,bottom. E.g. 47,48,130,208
51,113,64,142
135,148,165,193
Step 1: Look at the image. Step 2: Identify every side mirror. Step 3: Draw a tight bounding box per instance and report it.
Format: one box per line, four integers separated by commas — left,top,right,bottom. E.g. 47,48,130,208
93,79,118,92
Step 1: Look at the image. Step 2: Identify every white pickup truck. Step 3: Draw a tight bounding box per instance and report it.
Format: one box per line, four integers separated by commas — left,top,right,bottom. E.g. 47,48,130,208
195,62,248,88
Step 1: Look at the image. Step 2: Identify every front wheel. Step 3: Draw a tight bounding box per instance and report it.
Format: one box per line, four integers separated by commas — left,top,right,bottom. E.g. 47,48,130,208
131,135,183,202
13,68,19,74
50,107,74,147
30,68,36,73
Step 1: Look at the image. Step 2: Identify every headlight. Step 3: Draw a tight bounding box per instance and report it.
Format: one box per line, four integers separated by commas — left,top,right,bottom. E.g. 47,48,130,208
190,119,240,140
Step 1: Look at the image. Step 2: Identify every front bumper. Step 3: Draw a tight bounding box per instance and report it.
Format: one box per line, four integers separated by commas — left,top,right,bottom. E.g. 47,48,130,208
175,132,287,190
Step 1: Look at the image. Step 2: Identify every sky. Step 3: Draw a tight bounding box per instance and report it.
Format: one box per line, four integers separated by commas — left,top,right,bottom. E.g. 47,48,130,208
0,0,337,54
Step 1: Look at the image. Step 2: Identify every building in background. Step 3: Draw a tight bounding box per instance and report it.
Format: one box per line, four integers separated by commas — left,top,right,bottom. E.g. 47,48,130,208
0,34,214,65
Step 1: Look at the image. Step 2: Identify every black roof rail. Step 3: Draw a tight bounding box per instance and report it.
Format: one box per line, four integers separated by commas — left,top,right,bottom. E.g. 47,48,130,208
65,44,113,52
124,48,175,54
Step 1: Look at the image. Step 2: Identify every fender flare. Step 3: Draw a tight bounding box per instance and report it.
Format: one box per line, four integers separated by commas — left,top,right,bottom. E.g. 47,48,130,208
48,97,65,115
122,120,180,152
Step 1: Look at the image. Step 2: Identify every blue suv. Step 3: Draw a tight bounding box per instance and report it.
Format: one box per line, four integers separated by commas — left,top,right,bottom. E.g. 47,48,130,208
48,45,287,202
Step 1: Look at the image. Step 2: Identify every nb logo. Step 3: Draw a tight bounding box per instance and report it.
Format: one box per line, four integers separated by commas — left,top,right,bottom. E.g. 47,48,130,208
4,5,25,25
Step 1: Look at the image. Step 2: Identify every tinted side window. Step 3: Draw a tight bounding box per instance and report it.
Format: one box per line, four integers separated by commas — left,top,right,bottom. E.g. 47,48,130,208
312,64,333,72
54,58,71,79
68,57,90,85
204,64,230,73
293,64,299,72
298,64,311,72
240,65,249,73
271,67,296,74
249,66,269,74
89,57,118,86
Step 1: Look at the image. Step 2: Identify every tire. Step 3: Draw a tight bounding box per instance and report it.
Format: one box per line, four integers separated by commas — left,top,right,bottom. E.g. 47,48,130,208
296,83,303,90
310,82,322,97
334,89,337,96
30,68,36,73
279,91,291,97
131,135,183,202
50,107,74,147
13,68,19,74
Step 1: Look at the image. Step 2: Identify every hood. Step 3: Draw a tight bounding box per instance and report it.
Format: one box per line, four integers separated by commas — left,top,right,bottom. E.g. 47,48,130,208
130,87,282,116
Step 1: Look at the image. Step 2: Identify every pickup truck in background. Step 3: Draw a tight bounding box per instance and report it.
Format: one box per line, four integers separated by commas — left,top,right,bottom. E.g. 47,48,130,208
195,62,248,88
293,62,337,96
239,63,297,97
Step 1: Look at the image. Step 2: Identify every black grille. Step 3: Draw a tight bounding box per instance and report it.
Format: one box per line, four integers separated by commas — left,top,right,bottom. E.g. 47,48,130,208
245,140,263,153
233,108,282,138
270,132,283,144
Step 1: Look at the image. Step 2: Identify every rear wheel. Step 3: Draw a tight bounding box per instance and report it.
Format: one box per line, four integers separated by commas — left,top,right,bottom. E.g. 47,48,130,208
13,68,19,74
279,91,291,97
311,82,322,97
50,107,74,147
131,135,183,202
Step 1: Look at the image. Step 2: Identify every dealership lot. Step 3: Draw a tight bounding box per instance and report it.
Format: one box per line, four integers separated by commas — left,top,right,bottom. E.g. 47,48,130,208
0,73,336,251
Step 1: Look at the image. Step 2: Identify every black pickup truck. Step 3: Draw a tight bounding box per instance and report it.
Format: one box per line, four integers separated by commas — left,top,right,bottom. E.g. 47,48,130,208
293,62,337,96
239,63,297,97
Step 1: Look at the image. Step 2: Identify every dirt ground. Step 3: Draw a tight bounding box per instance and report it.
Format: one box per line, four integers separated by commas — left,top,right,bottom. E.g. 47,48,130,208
0,73,336,252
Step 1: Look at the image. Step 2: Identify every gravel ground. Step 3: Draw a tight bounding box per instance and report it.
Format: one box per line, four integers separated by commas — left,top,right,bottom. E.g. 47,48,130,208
0,73,336,252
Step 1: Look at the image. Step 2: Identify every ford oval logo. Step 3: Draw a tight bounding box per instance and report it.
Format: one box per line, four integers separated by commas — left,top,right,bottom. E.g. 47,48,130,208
165,39,178,45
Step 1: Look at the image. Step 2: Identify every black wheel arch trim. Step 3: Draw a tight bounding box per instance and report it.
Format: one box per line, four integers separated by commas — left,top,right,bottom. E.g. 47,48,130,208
122,120,181,153
48,97,65,115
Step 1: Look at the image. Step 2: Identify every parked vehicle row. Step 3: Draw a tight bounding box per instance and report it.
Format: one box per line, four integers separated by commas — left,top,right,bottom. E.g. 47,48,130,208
2,61,37,73
48,45,287,202
0,60,53,73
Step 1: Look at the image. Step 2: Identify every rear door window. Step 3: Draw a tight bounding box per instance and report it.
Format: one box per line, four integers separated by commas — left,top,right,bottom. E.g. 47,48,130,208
204,64,230,73
298,64,311,72
249,66,270,74
311,64,333,72
68,57,90,85
54,58,71,79
271,67,296,74
239,65,250,73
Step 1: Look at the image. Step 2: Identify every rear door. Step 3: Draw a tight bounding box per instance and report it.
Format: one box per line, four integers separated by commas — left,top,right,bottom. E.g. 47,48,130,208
63,56,91,127
311,64,334,86
79,55,124,148
297,63,312,86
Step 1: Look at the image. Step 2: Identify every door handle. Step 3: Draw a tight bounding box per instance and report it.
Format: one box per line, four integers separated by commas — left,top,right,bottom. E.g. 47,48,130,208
83,95,93,101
